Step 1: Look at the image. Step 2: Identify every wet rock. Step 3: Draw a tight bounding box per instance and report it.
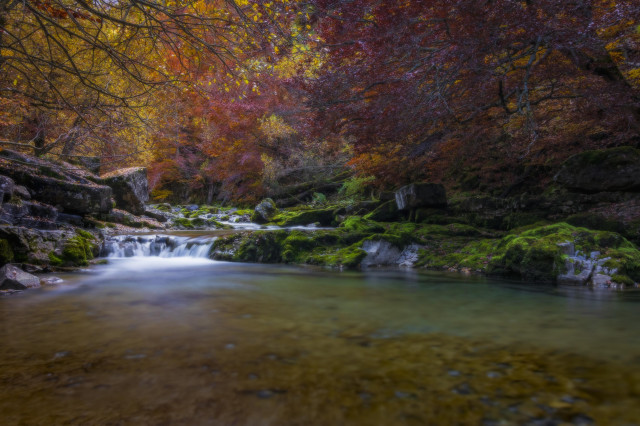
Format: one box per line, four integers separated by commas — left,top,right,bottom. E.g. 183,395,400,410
0,264,41,290
252,198,277,224
395,183,447,210
100,167,149,215
56,213,84,227
555,146,640,193
143,207,170,223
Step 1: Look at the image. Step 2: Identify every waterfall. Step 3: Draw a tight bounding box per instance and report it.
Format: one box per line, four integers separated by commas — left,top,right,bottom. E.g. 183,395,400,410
101,235,216,258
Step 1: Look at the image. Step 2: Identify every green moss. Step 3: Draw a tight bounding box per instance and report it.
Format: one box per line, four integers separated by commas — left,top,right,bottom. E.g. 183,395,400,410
61,235,94,266
76,229,95,240
48,252,63,266
172,217,194,228
611,274,635,286
339,216,385,233
0,239,14,265
308,244,367,269
234,231,288,263
271,207,336,227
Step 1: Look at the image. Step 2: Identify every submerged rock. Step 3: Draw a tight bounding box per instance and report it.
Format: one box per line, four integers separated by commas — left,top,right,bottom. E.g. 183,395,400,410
395,183,447,210
0,264,40,290
100,167,149,215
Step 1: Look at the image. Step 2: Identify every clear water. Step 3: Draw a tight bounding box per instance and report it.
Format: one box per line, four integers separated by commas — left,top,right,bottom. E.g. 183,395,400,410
1,251,640,424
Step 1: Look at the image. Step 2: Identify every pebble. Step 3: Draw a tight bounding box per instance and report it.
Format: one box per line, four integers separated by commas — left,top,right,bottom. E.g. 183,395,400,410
452,382,474,395
225,343,236,349
256,389,274,399
447,369,461,377
54,351,70,359
486,371,501,379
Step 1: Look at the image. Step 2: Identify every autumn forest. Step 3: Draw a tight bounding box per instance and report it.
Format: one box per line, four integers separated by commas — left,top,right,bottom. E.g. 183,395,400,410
2,0,638,202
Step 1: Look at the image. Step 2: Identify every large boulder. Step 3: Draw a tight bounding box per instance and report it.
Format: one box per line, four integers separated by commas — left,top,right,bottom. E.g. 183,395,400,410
395,183,447,210
554,146,640,193
0,264,40,290
0,150,112,215
100,167,149,215
251,198,277,224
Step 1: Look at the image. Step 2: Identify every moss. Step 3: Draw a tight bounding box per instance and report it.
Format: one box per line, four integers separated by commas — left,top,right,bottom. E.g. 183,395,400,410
570,146,639,167
172,217,194,228
271,207,336,227
61,235,94,266
48,252,63,266
339,216,385,233
0,239,14,265
566,213,625,235
76,229,95,241
611,274,635,286
308,244,367,269
234,231,288,263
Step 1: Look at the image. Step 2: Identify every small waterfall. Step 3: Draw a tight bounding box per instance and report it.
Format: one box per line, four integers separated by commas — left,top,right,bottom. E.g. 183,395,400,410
102,235,216,258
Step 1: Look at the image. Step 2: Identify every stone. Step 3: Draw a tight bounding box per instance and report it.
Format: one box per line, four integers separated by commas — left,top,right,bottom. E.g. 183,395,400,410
0,175,15,202
100,167,149,215
13,185,31,200
143,207,170,223
554,146,640,193
395,183,447,210
0,264,41,290
251,198,277,224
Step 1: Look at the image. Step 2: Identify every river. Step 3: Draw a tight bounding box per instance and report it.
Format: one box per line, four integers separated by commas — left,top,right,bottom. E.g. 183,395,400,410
1,231,639,425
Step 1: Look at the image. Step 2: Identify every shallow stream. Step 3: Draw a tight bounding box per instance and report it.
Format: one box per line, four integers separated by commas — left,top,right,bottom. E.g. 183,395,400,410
1,232,639,424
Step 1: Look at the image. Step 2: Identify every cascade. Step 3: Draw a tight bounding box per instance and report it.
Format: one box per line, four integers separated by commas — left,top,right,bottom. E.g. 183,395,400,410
101,235,216,258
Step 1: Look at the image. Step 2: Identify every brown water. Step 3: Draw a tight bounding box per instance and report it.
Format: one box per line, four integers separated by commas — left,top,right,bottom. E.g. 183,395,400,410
1,256,640,425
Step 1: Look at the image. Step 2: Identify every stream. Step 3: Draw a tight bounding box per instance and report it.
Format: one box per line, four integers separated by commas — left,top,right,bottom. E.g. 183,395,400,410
1,231,640,424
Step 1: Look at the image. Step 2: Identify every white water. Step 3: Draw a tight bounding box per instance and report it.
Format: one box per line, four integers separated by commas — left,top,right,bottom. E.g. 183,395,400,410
102,235,216,258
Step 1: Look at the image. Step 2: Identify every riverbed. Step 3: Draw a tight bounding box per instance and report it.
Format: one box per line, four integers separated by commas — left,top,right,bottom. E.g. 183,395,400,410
1,238,639,424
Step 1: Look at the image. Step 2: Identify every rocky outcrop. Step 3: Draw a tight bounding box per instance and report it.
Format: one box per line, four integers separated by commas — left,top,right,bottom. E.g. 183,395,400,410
252,198,277,224
554,146,640,193
395,183,447,210
100,167,149,215
0,264,40,290
0,150,112,215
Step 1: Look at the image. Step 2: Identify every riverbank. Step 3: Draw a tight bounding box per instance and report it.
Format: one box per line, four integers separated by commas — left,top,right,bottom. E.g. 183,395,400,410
2,147,640,291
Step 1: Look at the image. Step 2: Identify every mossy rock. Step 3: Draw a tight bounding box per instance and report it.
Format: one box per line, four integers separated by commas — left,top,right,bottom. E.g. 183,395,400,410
339,216,385,233
61,235,94,266
0,239,14,265
234,231,288,263
271,207,336,227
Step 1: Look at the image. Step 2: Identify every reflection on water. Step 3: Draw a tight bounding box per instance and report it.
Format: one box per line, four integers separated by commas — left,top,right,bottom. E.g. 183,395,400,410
1,258,640,424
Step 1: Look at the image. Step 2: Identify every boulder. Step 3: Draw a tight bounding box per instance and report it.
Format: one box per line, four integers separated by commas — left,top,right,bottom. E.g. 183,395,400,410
554,146,640,193
395,183,447,210
251,198,277,224
13,185,31,200
100,167,149,215
0,264,40,290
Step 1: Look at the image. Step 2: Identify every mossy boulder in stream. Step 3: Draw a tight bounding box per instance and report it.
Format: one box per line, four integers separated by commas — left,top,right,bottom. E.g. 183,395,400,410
270,207,337,227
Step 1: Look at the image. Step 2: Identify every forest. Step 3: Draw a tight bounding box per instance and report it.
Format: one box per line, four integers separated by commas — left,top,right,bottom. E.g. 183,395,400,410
2,0,638,202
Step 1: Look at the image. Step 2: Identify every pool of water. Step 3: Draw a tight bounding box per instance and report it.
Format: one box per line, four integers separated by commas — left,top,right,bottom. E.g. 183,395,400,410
1,256,639,424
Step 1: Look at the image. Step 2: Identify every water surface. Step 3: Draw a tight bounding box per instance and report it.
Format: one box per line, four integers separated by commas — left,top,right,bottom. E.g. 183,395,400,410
1,253,639,425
